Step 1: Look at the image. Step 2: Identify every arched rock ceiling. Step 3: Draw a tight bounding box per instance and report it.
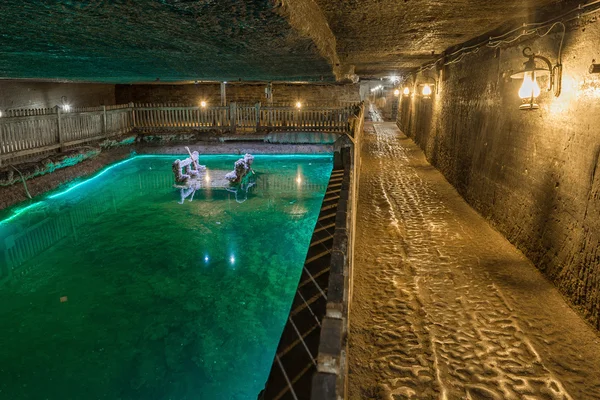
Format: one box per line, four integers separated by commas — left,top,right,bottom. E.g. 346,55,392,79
0,0,336,83
313,0,563,77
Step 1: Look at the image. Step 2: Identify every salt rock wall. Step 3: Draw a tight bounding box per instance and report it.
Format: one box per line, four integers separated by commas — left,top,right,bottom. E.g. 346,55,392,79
398,19,600,329
115,83,360,106
0,81,116,110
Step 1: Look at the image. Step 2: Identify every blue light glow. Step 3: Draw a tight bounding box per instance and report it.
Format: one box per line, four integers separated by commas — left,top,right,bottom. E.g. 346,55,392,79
0,153,333,226
0,201,45,226
48,157,137,199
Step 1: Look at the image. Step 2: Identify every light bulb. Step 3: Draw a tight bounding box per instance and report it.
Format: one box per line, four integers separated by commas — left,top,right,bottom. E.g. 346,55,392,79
518,72,541,99
394,89,400,96
403,87,410,96
422,85,432,96
200,101,207,108
296,102,302,109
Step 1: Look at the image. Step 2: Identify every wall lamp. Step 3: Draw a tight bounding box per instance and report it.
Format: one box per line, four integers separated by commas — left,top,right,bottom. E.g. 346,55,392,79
417,82,436,98
60,96,71,112
394,89,400,97
402,87,411,96
421,84,433,97
510,47,562,110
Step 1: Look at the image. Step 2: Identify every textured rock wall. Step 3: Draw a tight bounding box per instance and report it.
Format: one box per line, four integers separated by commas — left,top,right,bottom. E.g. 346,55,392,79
115,83,360,106
0,81,116,110
398,20,600,329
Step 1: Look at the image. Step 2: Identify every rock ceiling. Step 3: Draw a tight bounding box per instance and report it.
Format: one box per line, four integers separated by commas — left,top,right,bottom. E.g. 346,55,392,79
0,0,564,83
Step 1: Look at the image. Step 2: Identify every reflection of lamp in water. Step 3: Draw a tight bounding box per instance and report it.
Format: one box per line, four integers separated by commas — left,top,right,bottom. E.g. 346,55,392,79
296,175,302,184
205,172,210,182
204,255,209,263
229,255,236,264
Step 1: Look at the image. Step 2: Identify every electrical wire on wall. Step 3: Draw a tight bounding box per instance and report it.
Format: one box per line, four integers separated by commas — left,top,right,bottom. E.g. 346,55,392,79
416,0,600,73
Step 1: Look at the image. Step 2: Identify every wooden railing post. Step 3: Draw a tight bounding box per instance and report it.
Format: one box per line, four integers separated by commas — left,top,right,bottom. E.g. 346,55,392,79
56,107,63,152
221,82,227,106
255,102,261,131
229,102,237,134
129,102,136,129
102,105,107,136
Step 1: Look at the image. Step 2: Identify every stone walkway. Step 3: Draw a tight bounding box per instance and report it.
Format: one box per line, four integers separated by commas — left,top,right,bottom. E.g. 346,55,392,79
348,122,600,400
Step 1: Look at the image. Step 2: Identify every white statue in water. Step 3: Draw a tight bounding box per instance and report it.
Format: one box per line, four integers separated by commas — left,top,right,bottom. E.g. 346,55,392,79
173,150,256,204
225,154,254,183
173,146,206,184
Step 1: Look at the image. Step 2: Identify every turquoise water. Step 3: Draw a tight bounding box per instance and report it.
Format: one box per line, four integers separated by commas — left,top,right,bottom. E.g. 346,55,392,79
0,154,332,400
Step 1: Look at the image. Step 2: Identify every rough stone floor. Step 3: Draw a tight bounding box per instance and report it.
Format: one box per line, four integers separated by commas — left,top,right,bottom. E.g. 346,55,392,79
348,121,600,400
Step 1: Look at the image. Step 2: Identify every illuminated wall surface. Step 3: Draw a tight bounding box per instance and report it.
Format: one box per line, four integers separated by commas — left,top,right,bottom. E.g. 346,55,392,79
398,20,600,329
0,154,332,399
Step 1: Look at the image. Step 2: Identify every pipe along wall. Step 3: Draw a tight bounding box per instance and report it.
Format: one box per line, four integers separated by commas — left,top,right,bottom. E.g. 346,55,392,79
397,17,600,330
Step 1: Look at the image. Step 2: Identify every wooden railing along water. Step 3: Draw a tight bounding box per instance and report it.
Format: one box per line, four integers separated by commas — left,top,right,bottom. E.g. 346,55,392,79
0,103,358,165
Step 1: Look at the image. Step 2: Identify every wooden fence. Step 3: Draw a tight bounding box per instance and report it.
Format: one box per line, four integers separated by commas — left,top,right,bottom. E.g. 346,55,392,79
132,103,356,134
0,102,358,165
0,104,133,165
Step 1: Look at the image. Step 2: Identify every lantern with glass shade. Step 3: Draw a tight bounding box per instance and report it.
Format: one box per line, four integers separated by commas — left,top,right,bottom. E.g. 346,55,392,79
510,47,562,110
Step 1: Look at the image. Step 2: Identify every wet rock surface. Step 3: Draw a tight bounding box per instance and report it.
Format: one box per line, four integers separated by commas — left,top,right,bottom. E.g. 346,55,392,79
0,148,131,211
348,122,600,399
0,147,100,187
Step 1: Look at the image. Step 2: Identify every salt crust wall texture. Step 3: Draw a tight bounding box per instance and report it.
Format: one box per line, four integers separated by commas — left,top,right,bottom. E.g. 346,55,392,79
398,20,600,330
0,82,116,110
115,83,361,106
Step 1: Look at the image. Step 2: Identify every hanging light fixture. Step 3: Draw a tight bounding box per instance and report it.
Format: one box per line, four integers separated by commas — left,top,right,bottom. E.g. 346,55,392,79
510,47,562,110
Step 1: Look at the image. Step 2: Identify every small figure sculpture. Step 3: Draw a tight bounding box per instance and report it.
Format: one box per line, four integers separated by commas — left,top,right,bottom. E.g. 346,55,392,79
225,154,254,183
173,147,206,184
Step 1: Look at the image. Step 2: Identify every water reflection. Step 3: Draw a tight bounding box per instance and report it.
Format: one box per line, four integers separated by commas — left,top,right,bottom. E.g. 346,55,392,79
178,182,201,204
0,155,333,400
0,162,328,283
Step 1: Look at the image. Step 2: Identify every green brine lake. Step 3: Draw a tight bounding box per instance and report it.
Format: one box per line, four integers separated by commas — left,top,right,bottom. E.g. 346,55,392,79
0,154,332,400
